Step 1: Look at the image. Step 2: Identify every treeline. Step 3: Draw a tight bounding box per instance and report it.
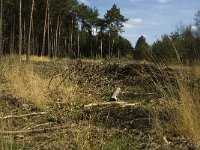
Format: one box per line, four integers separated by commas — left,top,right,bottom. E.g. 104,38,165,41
0,0,133,59
134,10,200,64
1,0,200,63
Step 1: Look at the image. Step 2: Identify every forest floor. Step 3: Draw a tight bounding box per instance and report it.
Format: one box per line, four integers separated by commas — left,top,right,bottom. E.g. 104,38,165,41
0,56,199,150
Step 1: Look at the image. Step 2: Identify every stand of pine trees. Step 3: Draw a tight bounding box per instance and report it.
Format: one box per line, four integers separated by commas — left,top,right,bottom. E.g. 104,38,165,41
0,0,133,59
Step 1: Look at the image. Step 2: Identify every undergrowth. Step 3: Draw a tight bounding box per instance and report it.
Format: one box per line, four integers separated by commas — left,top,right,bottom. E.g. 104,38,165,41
0,56,200,149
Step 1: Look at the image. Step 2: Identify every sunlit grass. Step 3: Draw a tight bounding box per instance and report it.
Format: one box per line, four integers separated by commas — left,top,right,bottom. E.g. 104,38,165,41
0,56,76,107
0,56,200,149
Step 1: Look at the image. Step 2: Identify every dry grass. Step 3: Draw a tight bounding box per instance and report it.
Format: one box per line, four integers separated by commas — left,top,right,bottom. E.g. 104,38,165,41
0,56,77,107
175,66,200,148
152,63,200,148
178,85,200,147
22,55,50,62
0,56,200,149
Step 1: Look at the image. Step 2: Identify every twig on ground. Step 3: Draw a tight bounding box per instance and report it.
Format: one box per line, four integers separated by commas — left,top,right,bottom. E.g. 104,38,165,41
0,112,48,120
0,124,76,135
84,101,141,108
23,122,55,130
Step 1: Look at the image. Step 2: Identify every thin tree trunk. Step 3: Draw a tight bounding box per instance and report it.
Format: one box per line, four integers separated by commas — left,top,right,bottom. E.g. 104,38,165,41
41,0,48,56
47,3,50,58
100,37,103,59
35,36,39,56
77,29,80,58
95,27,98,58
53,37,56,58
64,38,67,57
50,25,53,58
55,12,61,58
9,28,12,54
54,36,57,57
27,0,35,61
58,25,61,57
12,15,16,54
118,49,120,59
19,0,22,58
31,18,35,55
90,35,92,57
109,33,111,58
70,16,73,56
111,39,115,57
9,15,13,54
23,20,26,55
0,0,3,56
108,24,111,58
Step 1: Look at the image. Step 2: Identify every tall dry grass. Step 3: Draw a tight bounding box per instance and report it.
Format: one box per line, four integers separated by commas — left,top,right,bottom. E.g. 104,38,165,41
0,56,77,107
175,66,200,148
153,63,200,148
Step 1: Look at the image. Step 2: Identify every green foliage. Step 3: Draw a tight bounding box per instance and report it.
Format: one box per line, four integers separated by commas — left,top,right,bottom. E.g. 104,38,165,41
133,36,150,60
152,35,179,63
104,4,128,33
151,25,200,64
194,10,200,37
104,4,128,57
116,36,133,57
181,27,197,61
99,133,139,150
2,1,200,62
1,0,131,59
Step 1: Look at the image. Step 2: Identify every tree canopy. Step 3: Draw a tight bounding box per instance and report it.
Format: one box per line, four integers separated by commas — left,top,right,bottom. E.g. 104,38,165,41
0,0,133,59
1,0,200,63
133,36,150,60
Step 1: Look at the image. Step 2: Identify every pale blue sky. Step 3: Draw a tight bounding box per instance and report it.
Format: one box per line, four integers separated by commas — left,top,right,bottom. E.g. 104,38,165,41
78,0,200,46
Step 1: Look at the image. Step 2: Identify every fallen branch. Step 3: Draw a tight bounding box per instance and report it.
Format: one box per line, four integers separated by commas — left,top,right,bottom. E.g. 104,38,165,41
84,101,141,108
132,92,156,96
25,122,55,130
0,112,48,120
0,124,76,135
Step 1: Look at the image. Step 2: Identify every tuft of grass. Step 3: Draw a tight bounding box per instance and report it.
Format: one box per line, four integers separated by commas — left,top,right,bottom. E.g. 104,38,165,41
175,66,200,148
0,139,32,150
0,56,77,108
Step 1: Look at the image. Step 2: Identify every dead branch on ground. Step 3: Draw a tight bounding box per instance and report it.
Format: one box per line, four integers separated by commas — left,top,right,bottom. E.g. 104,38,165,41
84,101,141,108
0,124,75,135
0,112,48,120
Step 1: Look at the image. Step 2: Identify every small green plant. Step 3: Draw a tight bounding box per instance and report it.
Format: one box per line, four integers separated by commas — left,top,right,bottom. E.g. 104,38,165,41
99,133,139,150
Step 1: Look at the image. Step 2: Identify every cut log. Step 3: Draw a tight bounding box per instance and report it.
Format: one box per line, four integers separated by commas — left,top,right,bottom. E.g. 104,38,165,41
110,87,121,101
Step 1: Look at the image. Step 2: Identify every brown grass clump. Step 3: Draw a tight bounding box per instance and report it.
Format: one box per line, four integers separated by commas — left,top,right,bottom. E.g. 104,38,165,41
175,66,200,148
4,63,48,106
0,56,77,108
